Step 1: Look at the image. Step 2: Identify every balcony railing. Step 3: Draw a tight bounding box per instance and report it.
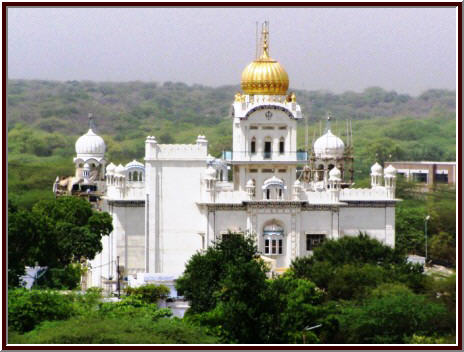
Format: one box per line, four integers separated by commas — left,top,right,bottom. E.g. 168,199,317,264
222,151,308,162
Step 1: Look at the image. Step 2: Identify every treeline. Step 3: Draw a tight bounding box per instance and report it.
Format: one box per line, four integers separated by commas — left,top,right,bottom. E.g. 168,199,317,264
8,80,455,136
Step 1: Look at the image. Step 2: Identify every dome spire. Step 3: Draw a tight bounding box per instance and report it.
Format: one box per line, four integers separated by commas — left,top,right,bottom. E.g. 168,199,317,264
325,114,332,133
88,113,96,132
259,21,270,60
241,21,289,95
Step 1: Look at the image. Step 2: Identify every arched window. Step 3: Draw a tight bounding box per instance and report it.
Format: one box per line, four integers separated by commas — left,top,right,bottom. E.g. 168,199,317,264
279,137,285,154
140,173,143,181
133,172,138,181
251,137,256,154
263,222,284,255
128,172,132,181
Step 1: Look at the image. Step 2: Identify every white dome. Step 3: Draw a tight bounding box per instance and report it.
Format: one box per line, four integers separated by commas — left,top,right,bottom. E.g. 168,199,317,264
262,176,285,190
106,162,116,173
314,130,345,159
371,162,383,176
125,159,144,170
294,179,301,186
75,129,105,158
329,167,342,181
384,164,397,178
246,179,255,187
115,164,125,176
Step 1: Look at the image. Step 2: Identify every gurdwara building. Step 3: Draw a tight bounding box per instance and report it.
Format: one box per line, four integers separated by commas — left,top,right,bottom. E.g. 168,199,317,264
55,24,398,288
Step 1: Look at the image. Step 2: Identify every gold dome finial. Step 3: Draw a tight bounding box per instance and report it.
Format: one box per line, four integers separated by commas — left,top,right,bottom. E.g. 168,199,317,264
260,21,270,59
241,21,289,96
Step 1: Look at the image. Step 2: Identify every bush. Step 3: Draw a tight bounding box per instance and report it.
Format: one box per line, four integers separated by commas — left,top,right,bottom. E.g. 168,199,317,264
338,284,451,344
124,284,170,304
8,288,75,333
9,315,219,344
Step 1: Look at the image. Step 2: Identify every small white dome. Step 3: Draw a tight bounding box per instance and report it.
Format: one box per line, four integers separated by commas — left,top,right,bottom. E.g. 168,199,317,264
75,129,106,157
314,130,345,159
115,164,125,176
262,176,285,189
125,159,144,170
246,179,255,187
371,162,383,176
294,179,301,186
106,162,116,173
384,164,397,177
329,167,342,181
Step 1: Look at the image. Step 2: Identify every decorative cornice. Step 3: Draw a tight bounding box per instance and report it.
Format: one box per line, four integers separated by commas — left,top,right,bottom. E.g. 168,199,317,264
243,105,296,120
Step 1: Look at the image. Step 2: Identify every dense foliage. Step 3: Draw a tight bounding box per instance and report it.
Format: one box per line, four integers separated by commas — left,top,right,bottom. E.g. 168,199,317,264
125,284,170,304
176,234,455,344
8,288,76,333
8,287,218,344
8,196,113,288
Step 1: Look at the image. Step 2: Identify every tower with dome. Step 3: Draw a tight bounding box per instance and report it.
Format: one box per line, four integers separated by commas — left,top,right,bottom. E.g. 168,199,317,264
56,23,399,289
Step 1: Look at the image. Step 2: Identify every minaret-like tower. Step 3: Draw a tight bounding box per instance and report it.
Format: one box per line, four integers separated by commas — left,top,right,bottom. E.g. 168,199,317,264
225,22,304,201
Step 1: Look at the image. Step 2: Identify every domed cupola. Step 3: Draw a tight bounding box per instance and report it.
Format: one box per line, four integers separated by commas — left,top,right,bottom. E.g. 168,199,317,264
241,21,289,96
314,130,345,159
314,117,345,159
75,129,106,159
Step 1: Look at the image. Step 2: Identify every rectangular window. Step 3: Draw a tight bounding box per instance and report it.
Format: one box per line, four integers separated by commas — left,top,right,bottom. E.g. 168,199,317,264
250,125,258,130
306,234,325,251
251,141,256,154
266,189,271,200
278,239,283,254
412,172,427,183
279,126,287,130
278,169,287,173
264,141,272,159
272,240,277,254
262,126,274,130
279,141,285,154
265,239,269,254
262,169,274,173
435,173,448,183
249,169,258,173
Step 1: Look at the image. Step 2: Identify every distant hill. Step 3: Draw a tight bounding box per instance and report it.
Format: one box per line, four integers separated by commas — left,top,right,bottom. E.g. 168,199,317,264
8,80,455,137
7,79,456,208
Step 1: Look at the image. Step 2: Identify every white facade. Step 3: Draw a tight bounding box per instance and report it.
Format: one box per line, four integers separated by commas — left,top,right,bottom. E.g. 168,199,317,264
82,91,398,288
80,29,399,288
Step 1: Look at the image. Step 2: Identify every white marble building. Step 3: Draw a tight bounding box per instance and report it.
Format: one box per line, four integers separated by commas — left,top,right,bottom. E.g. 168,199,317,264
64,24,398,288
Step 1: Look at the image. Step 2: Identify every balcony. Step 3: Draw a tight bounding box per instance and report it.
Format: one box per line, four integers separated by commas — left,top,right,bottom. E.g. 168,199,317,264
222,151,308,163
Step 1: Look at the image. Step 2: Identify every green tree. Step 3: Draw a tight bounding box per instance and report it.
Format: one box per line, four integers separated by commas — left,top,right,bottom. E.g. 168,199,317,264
338,284,452,344
176,234,261,314
429,232,455,266
8,197,113,288
263,275,324,343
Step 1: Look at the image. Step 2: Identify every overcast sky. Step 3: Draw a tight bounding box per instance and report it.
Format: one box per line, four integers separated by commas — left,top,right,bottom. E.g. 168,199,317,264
8,7,456,95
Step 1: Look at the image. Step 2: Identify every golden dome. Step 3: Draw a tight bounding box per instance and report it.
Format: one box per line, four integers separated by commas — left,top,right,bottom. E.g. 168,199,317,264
241,23,289,96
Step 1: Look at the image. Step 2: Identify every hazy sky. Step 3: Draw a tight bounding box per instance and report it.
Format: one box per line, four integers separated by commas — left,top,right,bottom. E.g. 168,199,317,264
8,7,456,95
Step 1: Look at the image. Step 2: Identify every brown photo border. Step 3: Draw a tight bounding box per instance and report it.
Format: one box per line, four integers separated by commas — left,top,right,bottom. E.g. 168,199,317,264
2,2,462,350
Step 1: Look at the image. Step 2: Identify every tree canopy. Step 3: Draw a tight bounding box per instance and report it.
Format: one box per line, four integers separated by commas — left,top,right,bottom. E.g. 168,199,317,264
8,196,113,287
